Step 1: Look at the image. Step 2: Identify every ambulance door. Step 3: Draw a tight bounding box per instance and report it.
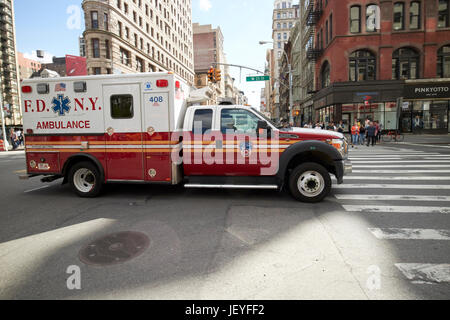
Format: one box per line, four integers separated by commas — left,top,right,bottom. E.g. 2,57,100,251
142,92,171,182
103,84,144,181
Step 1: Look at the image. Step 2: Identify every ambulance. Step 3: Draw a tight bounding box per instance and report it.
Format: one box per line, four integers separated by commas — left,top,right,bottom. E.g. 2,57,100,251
20,73,351,203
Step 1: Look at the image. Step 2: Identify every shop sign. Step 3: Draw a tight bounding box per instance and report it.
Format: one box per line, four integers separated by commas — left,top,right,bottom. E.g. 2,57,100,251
404,82,450,99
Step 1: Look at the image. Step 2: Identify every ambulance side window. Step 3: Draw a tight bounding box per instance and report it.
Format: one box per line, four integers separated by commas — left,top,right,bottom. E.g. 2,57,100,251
111,94,134,119
192,109,213,134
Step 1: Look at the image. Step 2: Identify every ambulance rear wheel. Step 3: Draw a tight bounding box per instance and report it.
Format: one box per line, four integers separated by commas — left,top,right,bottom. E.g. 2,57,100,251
69,161,103,197
288,162,331,203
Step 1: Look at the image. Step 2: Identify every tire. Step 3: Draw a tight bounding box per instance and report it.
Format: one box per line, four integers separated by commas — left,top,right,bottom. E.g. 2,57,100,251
288,162,332,203
382,134,392,143
68,161,103,197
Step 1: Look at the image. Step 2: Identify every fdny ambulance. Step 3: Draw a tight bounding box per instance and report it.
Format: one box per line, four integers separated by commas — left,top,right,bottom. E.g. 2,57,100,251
20,73,351,203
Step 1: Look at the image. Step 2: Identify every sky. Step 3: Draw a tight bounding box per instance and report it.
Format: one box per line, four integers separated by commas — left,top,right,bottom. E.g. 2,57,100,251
14,0,277,108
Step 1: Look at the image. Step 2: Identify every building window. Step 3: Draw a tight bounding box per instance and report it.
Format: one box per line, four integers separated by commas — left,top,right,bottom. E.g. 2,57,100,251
325,20,329,44
321,61,330,89
437,45,450,78
410,2,420,29
330,14,333,39
136,57,144,72
392,47,419,80
92,38,100,58
104,13,109,31
393,2,404,30
366,4,380,32
349,50,376,81
438,0,450,28
120,47,130,66
118,21,122,37
91,11,98,29
105,40,111,59
350,6,361,33
93,67,101,75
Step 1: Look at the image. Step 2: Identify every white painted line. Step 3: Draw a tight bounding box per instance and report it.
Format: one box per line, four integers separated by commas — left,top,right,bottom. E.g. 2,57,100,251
335,194,450,201
24,185,51,193
395,263,450,284
342,205,450,214
351,160,450,164
350,158,404,160
353,165,450,168
335,184,450,189
369,228,450,240
336,176,450,180
352,170,450,173
397,142,450,149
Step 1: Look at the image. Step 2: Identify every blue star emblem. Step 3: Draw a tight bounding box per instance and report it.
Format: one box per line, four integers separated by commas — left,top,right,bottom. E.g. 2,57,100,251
52,94,71,116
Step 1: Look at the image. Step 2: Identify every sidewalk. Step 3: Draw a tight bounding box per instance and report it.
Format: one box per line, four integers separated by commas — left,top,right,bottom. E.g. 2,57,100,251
401,134,450,145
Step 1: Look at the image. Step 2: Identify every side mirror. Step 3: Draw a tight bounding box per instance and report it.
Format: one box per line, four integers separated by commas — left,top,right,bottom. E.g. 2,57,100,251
257,120,270,138
257,120,268,130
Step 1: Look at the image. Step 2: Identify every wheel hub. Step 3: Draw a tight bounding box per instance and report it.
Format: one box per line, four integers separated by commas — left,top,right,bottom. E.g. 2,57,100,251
298,171,325,198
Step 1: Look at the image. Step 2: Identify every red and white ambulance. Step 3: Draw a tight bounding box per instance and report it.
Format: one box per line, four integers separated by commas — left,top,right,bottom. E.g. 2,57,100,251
20,73,351,202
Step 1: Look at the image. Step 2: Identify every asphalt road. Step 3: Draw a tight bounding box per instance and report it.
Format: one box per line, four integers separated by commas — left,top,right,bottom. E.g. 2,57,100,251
0,142,449,300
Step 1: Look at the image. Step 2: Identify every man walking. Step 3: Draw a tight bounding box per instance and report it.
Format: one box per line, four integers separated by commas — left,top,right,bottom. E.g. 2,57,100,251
366,122,377,147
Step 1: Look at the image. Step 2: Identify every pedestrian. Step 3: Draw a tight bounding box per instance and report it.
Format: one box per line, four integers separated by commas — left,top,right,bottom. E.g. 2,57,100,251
9,129,18,150
351,121,359,148
337,121,344,133
374,121,380,145
359,124,366,146
326,122,334,131
366,122,377,147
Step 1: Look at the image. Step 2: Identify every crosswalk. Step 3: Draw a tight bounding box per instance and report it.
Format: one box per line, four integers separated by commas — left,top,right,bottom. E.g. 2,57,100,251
333,146,450,285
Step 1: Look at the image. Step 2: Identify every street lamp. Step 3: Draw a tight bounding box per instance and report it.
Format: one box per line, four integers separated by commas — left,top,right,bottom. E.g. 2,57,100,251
259,40,294,125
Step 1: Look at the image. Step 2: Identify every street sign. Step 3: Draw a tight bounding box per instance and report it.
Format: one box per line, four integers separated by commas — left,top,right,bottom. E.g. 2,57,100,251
246,76,270,82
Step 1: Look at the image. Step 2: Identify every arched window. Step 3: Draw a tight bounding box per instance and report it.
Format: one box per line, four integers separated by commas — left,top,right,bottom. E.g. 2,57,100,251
393,2,405,30
392,47,420,80
277,23,281,29
349,50,376,81
437,45,450,78
321,61,330,89
350,5,361,33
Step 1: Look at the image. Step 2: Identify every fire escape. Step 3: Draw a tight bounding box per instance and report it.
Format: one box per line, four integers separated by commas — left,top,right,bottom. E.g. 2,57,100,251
306,1,323,61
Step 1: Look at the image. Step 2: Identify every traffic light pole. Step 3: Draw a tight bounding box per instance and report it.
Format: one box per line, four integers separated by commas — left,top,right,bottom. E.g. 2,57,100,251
0,81,9,152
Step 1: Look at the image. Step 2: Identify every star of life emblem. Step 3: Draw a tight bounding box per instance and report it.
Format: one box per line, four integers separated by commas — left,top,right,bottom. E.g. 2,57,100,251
52,94,71,116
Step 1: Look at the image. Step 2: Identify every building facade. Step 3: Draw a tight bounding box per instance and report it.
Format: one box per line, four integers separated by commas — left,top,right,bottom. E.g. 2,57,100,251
0,0,21,126
17,52,42,81
82,0,194,85
193,23,226,103
271,0,300,119
309,0,450,134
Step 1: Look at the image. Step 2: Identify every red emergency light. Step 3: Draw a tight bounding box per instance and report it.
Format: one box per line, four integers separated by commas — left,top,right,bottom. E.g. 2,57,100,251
156,80,169,88
175,81,180,89
22,86,32,93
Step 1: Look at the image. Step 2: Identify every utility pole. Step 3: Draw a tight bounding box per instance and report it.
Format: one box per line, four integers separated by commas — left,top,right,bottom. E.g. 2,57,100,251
0,81,9,152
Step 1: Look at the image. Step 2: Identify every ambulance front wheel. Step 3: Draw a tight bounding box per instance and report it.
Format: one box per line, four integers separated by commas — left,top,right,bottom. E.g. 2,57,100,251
288,162,331,203
69,161,103,197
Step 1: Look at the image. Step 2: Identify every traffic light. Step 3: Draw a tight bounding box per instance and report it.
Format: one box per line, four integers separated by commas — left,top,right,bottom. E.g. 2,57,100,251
207,68,215,82
214,69,222,82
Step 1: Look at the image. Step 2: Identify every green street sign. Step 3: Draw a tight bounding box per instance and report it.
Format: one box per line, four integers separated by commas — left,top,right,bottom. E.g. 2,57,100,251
246,75,270,82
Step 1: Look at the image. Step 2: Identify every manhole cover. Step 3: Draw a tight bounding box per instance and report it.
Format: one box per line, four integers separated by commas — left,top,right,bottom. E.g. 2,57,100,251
79,231,150,266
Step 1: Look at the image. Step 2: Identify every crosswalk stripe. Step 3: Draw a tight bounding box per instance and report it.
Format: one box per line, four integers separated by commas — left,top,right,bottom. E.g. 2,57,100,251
369,228,450,240
395,263,450,284
335,176,450,180
353,165,450,168
335,184,450,189
342,205,450,214
352,170,450,173
350,158,404,160
335,194,450,201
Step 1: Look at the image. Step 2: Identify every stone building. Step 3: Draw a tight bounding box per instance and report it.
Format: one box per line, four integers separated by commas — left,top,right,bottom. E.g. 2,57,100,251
82,0,194,85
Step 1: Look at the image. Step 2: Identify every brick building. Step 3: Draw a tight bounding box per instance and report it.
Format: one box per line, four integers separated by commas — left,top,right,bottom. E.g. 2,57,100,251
306,0,450,134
